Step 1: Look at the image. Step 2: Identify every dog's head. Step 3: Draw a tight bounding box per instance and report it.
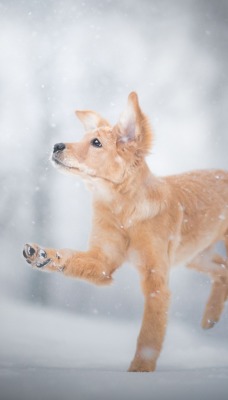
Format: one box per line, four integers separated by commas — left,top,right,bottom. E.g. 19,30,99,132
52,92,153,185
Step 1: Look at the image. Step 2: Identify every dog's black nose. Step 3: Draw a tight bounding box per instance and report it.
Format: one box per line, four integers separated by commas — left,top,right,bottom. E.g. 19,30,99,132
53,143,65,153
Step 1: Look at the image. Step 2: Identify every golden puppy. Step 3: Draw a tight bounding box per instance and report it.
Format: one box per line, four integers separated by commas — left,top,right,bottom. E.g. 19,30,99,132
23,92,228,372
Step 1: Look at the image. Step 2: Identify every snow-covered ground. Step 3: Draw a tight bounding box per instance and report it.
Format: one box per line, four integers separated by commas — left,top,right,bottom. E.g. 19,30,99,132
1,300,227,400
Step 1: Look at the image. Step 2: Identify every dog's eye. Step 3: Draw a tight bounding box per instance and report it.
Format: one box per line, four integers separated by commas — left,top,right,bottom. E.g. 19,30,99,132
91,138,102,148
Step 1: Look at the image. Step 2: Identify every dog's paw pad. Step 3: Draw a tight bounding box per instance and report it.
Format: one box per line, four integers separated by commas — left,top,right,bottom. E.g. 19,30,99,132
23,243,51,269
36,258,52,268
23,244,37,261
38,249,47,258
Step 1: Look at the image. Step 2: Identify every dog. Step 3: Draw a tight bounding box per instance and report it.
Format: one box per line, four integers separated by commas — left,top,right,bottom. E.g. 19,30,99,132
23,92,228,372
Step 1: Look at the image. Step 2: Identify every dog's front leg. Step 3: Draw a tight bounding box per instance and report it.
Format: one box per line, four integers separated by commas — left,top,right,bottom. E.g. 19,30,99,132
23,243,121,286
128,268,170,372
23,218,128,285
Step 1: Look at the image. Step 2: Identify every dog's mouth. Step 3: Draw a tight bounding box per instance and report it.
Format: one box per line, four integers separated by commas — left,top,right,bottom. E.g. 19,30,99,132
51,154,96,179
52,154,79,171
51,153,123,184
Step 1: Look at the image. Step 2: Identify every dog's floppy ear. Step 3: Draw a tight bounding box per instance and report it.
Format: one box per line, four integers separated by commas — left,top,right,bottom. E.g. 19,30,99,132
116,92,153,155
75,110,110,131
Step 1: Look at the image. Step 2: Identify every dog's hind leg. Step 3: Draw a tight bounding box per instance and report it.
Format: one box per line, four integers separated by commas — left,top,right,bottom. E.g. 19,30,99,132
201,272,227,329
187,242,228,329
224,231,228,297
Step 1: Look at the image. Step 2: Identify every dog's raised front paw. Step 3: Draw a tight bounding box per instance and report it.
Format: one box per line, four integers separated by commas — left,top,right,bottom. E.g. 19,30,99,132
23,243,52,269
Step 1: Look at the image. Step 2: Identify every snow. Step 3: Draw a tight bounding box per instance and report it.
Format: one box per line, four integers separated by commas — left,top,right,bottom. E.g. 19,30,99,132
0,1,228,398
1,300,228,400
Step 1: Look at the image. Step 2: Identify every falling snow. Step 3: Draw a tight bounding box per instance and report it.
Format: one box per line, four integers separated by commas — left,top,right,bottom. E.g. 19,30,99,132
0,0,228,399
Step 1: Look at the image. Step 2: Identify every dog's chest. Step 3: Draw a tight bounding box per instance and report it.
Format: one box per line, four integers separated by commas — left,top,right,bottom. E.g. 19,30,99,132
112,196,159,229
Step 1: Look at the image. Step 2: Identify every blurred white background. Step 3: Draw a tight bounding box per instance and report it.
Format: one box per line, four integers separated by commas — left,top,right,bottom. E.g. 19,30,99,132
0,0,228,332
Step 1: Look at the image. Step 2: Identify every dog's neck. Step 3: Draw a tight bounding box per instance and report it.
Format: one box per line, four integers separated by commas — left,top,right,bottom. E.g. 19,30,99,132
89,161,169,227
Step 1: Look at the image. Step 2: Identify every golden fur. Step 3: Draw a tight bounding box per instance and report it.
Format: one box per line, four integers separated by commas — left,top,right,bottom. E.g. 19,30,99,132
23,92,228,372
